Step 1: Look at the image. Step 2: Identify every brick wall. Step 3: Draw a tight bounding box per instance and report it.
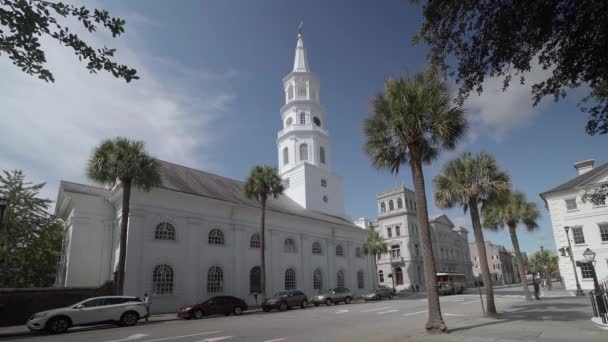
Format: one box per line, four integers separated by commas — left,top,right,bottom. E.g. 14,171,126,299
0,282,113,327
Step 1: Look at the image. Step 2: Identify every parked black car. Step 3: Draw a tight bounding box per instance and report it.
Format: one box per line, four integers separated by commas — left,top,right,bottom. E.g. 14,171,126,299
262,290,308,311
177,296,248,319
362,288,394,301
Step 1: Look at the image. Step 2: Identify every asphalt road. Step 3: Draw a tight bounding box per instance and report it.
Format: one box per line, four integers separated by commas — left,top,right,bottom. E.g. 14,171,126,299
5,288,531,342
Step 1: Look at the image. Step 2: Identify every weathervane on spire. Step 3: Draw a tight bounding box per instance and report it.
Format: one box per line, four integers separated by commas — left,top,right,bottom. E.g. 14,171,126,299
298,21,304,39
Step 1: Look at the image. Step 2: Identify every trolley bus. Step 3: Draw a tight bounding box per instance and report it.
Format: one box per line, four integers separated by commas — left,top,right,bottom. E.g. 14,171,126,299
437,273,466,295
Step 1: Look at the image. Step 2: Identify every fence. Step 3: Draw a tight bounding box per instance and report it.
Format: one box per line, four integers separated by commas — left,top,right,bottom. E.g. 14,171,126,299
590,277,608,324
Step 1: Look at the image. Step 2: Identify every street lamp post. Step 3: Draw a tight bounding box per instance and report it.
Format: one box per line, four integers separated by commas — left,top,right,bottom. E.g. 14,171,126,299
583,248,606,316
564,226,585,296
0,197,8,232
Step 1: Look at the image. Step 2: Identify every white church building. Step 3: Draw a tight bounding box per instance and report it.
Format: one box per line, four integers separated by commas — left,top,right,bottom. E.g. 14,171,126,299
54,32,374,313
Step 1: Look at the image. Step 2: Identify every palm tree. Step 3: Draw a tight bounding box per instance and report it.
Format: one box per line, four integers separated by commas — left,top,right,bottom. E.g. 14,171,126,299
243,165,284,301
434,152,511,316
363,70,467,333
362,230,388,287
87,137,161,295
482,191,540,302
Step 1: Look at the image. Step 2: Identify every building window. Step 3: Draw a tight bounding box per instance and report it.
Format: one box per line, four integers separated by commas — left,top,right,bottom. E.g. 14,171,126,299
286,117,293,126
312,241,322,255
283,147,289,165
284,238,297,253
336,244,344,256
378,270,384,283
313,116,321,127
565,198,578,211
250,233,260,248
313,268,322,291
389,200,394,211
357,270,365,289
287,85,294,100
397,198,403,209
320,147,326,164
283,178,290,188
155,222,176,240
395,226,400,236
600,224,608,242
208,228,225,245
207,266,223,293
285,268,296,290
250,266,261,293
390,245,400,258
387,227,392,238
572,226,585,244
300,144,308,161
337,270,345,288
298,87,307,99
323,195,328,203
152,264,173,295
380,202,386,213
355,247,362,258
415,244,419,256
321,179,327,187
300,112,306,124
580,263,594,279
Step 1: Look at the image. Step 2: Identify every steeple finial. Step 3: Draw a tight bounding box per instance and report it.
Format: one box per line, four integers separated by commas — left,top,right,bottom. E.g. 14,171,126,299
293,22,309,72
297,21,304,39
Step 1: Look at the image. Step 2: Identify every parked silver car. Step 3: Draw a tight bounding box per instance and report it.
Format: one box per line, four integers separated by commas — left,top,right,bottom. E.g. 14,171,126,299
311,287,352,306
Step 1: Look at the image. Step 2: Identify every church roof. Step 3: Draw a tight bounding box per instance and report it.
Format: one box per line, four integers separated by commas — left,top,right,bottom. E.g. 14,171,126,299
540,160,608,199
156,160,357,228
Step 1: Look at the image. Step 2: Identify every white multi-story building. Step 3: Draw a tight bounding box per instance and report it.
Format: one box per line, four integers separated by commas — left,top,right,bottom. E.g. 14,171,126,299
541,159,608,291
363,187,474,291
54,31,374,313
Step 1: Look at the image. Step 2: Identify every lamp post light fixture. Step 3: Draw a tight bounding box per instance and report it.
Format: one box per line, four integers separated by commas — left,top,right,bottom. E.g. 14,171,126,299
564,226,585,296
0,197,8,232
583,248,601,292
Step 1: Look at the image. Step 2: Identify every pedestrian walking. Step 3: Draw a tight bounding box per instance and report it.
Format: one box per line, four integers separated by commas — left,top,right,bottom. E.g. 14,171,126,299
143,292,151,321
415,284,419,293
533,274,541,300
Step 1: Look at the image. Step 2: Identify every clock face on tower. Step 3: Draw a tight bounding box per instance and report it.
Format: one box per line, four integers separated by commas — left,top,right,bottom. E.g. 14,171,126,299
313,117,321,127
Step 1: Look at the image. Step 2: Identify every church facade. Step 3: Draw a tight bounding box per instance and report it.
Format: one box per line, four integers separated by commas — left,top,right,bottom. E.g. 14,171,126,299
54,32,374,313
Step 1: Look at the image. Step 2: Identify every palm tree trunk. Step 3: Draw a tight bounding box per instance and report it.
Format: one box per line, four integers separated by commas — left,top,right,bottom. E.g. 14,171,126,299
372,253,379,288
260,198,267,301
410,150,447,333
508,223,531,302
117,180,131,295
469,199,496,315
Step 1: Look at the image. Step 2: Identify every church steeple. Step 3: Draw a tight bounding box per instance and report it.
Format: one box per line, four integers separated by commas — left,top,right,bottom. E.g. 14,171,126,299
293,31,309,72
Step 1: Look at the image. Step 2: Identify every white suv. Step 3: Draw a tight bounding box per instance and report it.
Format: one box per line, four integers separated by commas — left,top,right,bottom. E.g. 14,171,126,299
27,296,148,334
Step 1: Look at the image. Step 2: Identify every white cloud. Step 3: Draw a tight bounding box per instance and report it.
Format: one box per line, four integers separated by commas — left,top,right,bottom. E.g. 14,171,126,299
0,8,235,206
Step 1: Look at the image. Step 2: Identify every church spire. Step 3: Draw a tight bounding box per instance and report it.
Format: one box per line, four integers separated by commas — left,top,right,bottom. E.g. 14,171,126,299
293,24,309,72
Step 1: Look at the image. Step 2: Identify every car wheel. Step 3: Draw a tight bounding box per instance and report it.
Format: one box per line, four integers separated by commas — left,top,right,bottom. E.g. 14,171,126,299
314,303,320,307
45,316,70,334
301,300,308,309
120,311,139,327
234,306,243,315
325,298,332,306
344,297,351,304
279,302,288,311
193,310,204,319
263,308,271,312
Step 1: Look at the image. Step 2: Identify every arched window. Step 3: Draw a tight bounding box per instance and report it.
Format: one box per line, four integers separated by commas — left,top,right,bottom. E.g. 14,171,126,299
380,202,386,213
250,233,260,248
313,116,321,127
378,270,384,283
283,147,289,165
300,112,306,124
319,146,326,164
285,268,296,290
313,268,323,291
155,222,176,240
152,264,173,295
337,270,345,288
312,241,322,255
207,266,223,293
286,117,293,126
357,270,365,289
208,228,224,245
355,247,362,258
284,238,297,253
287,85,294,100
300,144,308,161
389,200,394,211
335,244,344,256
397,198,403,209
250,266,261,293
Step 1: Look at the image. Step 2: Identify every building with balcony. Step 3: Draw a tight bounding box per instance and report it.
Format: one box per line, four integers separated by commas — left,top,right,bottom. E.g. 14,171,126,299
469,241,516,285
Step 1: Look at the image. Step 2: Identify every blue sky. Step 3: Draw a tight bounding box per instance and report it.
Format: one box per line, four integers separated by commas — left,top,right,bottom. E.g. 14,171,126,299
0,0,604,254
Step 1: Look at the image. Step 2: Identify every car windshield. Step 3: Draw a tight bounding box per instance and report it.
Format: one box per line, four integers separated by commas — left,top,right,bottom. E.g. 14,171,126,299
272,291,290,298
318,289,333,295
365,289,380,294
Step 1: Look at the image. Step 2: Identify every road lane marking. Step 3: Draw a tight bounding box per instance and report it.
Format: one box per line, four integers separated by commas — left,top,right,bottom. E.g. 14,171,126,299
462,300,479,304
335,309,349,314
376,309,400,315
263,339,286,342
360,306,392,312
105,334,149,342
136,331,222,342
444,313,466,316
403,310,428,317
198,337,234,342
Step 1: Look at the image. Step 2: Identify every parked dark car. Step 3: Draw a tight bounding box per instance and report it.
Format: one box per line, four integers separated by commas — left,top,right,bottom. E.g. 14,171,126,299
262,290,308,311
177,296,247,319
362,288,394,301
311,287,352,306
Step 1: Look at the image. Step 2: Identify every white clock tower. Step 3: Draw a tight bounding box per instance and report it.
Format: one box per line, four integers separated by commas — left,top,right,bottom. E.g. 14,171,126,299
277,31,345,218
